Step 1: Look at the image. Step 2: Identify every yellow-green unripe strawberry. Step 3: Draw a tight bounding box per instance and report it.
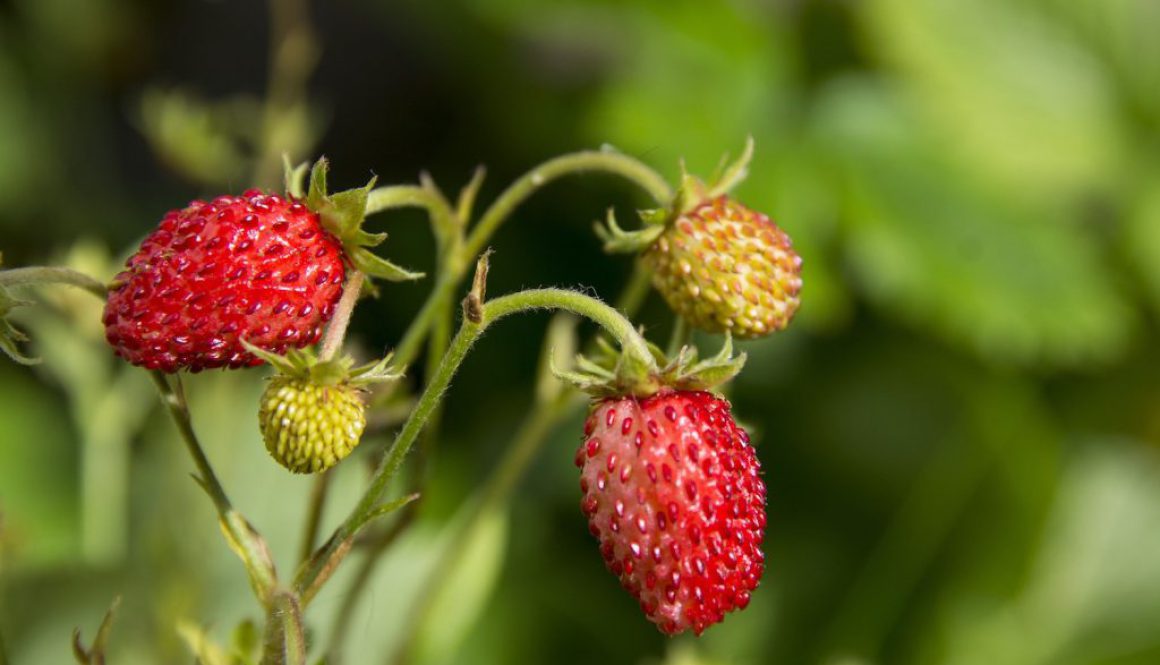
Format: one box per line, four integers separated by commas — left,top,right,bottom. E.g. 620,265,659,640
245,342,401,474
259,376,367,473
643,196,801,338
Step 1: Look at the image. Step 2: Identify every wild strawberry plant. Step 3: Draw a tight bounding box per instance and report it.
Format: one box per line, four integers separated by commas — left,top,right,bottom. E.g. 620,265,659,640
0,140,800,664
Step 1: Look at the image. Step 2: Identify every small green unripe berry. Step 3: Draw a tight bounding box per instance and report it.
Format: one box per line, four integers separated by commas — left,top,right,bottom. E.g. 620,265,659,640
258,376,367,473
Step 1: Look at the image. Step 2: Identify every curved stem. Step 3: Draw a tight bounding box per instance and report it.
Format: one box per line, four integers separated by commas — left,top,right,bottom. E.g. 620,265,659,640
484,289,654,369
391,151,670,371
324,263,654,659
463,150,672,262
294,286,655,604
150,371,277,600
0,267,108,299
366,185,457,242
318,271,364,361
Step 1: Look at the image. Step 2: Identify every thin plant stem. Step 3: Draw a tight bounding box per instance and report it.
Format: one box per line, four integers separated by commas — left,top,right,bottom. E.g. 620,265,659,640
294,285,656,605
463,150,673,262
391,150,671,371
149,373,232,513
149,371,277,600
0,266,108,299
319,271,364,361
298,471,331,567
324,263,654,660
365,185,457,243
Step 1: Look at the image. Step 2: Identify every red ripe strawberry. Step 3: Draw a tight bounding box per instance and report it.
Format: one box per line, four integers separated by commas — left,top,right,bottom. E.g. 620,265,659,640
103,191,345,372
575,389,766,636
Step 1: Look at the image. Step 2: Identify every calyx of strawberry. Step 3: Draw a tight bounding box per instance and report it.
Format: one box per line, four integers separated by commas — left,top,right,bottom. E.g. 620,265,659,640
241,340,403,388
289,158,425,283
553,333,746,398
594,137,755,253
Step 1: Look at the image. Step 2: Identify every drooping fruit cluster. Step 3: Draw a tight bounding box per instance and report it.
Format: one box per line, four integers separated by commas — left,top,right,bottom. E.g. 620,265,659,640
103,191,346,372
259,374,367,474
575,389,766,636
643,196,801,338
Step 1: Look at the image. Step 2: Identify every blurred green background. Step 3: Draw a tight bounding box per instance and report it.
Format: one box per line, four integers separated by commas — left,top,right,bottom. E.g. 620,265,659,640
3,0,1160,663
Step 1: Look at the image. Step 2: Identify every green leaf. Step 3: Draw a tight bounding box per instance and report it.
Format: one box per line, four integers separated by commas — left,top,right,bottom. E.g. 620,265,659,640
138,89,254,187
414,507,509,665
1124,172,1160,314
936,442,1160,665
860,0,1126,199
814,78,1132,366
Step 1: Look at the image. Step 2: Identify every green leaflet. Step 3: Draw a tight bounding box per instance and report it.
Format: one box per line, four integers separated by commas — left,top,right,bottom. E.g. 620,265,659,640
814,78,1132,366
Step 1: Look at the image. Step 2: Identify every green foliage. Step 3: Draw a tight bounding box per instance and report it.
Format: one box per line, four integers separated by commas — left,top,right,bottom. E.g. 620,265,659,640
1,1,1159,664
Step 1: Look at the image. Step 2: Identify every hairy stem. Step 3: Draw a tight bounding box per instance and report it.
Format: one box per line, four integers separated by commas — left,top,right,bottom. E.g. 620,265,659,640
149,372,277,600
365,185,457,243
391,150,670,371
463,150,672,261
294,285,655,604
260,589,306,665
0,266,108,299
318,271,364,361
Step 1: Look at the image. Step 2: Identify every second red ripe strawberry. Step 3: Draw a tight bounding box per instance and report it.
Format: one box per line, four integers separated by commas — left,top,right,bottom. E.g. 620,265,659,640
575,389,766,636
103,191,346,372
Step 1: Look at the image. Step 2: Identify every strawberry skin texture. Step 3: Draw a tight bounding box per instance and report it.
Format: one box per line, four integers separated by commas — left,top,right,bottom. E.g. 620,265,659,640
644,196,802,338
575,390,766,635
103,191,345,372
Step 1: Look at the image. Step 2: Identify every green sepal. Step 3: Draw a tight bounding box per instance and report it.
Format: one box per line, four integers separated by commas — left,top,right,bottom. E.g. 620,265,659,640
283,154,309,200
594,208,664,254
591,137,756,253
302,157,423,282
349,247,425,282
241,339,403,387
553,333,745,399
707,135,754,199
